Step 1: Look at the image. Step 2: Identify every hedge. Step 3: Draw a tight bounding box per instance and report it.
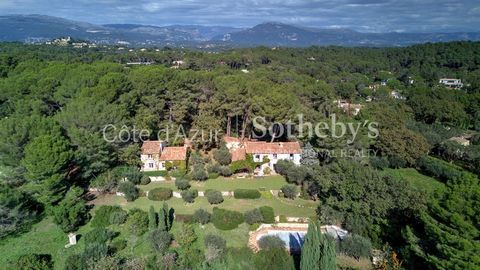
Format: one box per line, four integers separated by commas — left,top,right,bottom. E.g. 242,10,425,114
143,170,168,177
234,189,261,199
148,188,173,201
259,206,275,223
212,207,244,230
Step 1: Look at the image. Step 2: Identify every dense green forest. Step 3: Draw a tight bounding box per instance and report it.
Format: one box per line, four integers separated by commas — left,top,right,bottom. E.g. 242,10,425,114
0,41,479,269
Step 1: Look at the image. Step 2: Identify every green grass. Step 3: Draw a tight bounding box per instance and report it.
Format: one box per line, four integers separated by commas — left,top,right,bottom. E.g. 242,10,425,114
383,168,446,194
0,217,88,270
139,175,288,192
93,194,316,217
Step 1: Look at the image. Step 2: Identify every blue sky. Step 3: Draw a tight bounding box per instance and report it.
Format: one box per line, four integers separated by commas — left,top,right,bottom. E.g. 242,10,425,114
0,0,479,32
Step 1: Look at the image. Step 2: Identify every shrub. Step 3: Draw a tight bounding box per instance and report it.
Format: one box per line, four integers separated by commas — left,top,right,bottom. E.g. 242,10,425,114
219,166,232,177
258,235,285,250
149,229,172,254
118,181,139,201
204,234,227,251
181,189,198,203
191,164,208,181
126,209,149,236
52,187,89,233
263,166,271,175
206,190,224,204
175,178,190,190
259,206,275,223
171,169,187,178
249,223,261,231
286,165,308,185
148,188,173,201
13,254,53,270
281,184,298,199
193,209,211,224
213,146,232,165
212,207,244,230
91,171,117,193
208,172,220,179
234,189,261,199
140,175,151,185
91,205,125,228
339,234,372,259
370,156,390,170
84,228,115,244
279,215,287,223
206,163,222,173
274,160,295,176
122,166,143,184
244,208,264,224
109,210,128,225
174,214,194,223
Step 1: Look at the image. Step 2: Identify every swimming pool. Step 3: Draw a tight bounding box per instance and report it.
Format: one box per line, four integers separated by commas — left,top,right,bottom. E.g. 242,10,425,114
257,230,306,251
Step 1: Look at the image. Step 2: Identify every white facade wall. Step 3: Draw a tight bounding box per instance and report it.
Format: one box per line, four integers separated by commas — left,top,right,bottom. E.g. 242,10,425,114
252,153,301,175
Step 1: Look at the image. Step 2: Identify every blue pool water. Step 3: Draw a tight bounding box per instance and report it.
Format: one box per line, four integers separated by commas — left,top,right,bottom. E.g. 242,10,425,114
259,231,306,251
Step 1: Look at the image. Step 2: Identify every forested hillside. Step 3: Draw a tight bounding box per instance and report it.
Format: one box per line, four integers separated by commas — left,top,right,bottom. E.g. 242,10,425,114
0,42,479,269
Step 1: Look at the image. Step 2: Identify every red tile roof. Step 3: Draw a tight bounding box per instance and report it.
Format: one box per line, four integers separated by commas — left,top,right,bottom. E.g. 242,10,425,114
230,148,246,161
223,136,242,143
244,141,301,154
141,141,162,154
159,146,188,161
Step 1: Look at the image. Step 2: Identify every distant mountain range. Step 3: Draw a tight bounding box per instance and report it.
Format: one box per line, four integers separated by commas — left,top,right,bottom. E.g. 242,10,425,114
1,14,480,47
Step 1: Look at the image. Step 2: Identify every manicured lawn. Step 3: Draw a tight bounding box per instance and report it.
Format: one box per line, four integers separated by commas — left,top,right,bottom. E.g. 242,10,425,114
0,217,87,270
383,168,446,194
93,194,316,217
139,175,288,192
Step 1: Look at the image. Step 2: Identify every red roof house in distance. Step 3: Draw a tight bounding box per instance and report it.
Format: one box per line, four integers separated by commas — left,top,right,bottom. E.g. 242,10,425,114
140,141,188,171
223,136,302,175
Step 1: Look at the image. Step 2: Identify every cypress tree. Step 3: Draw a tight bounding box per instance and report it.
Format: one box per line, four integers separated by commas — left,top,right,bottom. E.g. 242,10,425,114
148,206,157,230
300,220,321,270
163,202,171,231
158,207,167,231
319,234,337,270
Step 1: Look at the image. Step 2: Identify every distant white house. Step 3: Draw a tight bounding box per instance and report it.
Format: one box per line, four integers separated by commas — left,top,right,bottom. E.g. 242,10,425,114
245,141,301,175
439,78,463,89
335,100,363,116
390,90,406,100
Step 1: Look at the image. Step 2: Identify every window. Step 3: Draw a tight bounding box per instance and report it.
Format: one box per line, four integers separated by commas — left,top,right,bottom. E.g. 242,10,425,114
273,154,277,159
255,154,260,160
148,163,154,168
147,154,152,159
290,154,294,160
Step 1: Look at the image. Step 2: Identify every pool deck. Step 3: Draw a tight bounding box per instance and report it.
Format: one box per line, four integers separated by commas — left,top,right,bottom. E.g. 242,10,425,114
248,223,348,252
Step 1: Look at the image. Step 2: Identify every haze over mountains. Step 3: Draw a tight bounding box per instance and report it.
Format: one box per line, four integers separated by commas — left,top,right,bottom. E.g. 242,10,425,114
1,14,480,47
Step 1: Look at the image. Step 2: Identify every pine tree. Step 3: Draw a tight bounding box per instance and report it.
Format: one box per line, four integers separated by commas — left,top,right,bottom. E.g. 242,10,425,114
148,206,157,230
300,220,321,270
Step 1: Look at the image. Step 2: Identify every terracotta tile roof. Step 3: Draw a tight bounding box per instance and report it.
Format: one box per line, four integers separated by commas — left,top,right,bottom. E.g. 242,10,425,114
141,141,162,154
224,136,242,143
230,148,246,161
160,147,187,161
244,141,302,154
